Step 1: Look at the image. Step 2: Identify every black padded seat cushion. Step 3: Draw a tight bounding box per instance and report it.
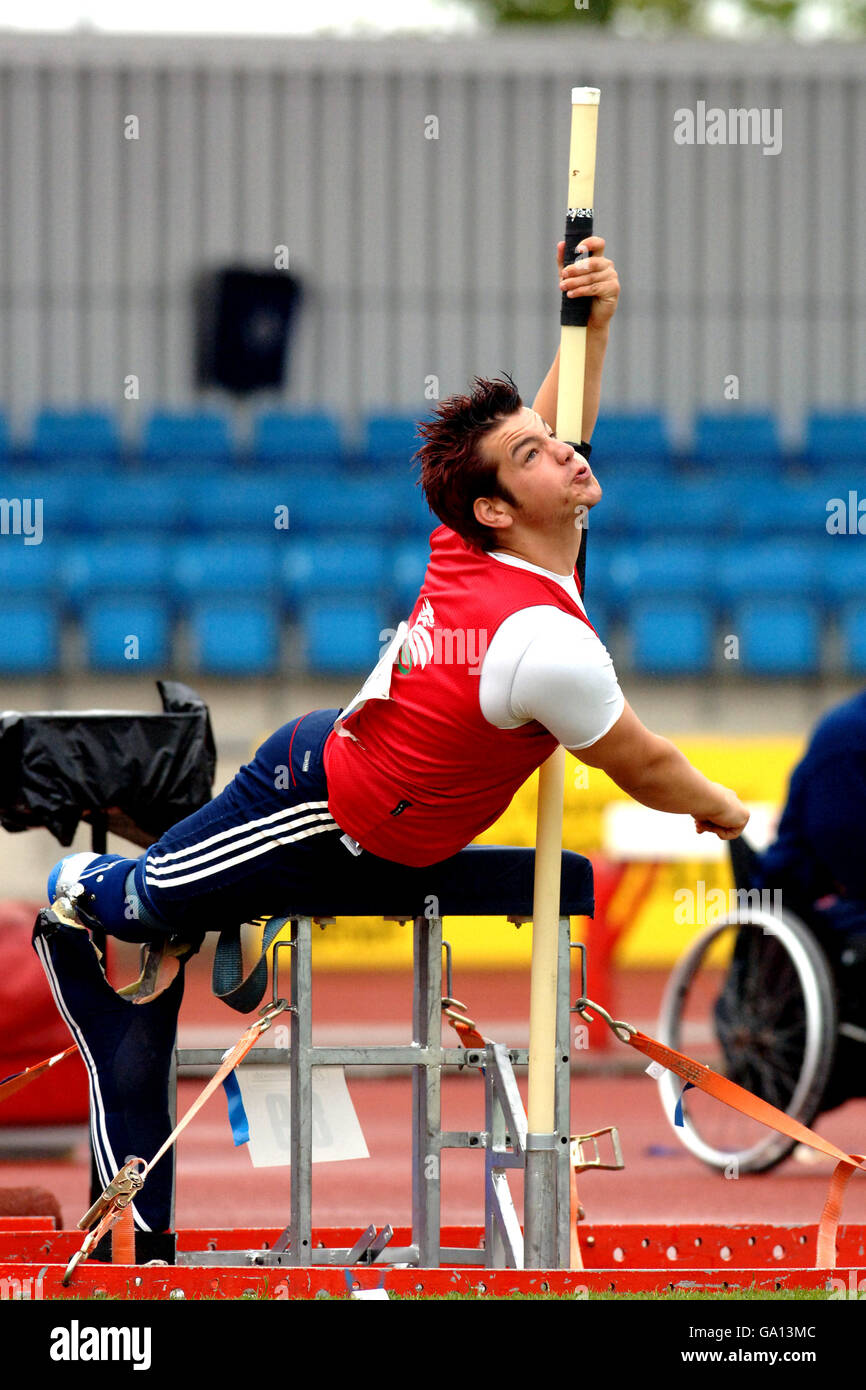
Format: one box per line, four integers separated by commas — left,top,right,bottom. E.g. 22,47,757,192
278,844,594,919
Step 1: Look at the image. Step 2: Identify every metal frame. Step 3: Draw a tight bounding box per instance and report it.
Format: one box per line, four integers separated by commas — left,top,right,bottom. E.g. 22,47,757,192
174,909,575,1270
9,1220,865,1299
4,1252,859,1301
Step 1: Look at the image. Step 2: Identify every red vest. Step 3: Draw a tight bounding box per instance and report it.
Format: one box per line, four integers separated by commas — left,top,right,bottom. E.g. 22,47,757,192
323,525,595,866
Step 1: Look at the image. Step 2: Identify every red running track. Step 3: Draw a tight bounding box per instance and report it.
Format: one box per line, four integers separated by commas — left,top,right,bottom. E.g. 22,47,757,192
2,962,866,1236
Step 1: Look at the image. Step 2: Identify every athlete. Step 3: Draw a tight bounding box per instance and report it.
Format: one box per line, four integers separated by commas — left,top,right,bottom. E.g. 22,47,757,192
756,687,866,933
48,236,749,943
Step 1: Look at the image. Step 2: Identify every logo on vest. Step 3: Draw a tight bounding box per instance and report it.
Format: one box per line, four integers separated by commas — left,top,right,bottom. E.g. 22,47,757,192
396,600,488,676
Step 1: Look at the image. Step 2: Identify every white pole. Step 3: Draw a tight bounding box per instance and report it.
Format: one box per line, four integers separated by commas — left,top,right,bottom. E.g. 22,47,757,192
524,87,599,1270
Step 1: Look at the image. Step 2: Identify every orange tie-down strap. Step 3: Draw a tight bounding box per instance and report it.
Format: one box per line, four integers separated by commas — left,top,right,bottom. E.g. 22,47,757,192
627,1028,866,1270
63,1001,289,1284
0,1045,78,1105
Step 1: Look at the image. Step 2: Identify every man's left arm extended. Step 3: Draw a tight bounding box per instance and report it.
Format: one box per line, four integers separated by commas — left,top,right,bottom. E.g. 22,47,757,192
532,234,619,442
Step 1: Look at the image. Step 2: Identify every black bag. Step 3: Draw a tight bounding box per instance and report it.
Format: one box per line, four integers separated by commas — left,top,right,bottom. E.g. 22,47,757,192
0,680,215,847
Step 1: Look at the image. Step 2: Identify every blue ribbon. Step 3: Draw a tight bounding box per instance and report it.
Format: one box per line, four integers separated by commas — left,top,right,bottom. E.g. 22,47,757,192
674,1080,695,1128
222,1071,250,1147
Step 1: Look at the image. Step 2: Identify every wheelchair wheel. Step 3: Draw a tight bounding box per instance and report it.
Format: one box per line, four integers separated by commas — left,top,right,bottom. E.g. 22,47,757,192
657,906,838,1173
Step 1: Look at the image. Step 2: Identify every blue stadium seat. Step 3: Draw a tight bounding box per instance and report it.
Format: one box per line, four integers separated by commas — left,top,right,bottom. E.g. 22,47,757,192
0,600,60,674
281,538,388,604
302,597,387,674
361,413,427,466
60,537,171,611
397,483,439,536
578,543,617,605
252,410,343,462
603,539,720,605
584,472,651,540
613,478,729,534
804,411,866,466
736,479,839,535
391,540,429,612
0,539,57,595
841,603,866,673
1,472,75,538
588,462,652,494
30,408,122,462
184,474,295,533
81,596,171,672
170,538,280,602
585,412,672,468
733,599,821,676
629,598,714,675
820,540,866,605
84,476,190,534
691,411,783,471
189,598,280,676
821,481,866,535
141,410,234,464
583,598,612,644
391,480,438,537
717,540,822,604
285,474,403,533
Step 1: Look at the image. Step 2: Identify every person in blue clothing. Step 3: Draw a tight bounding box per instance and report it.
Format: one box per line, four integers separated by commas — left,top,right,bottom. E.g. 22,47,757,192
757,687,866,936
715,689,866,1114
754,688,866,1111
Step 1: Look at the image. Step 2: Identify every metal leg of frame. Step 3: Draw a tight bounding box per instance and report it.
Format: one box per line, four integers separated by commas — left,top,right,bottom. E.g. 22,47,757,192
411,914,443,1268
484,1052,507,1268
555,913,573,1269
289,914,314,1267
484,1042,526,1269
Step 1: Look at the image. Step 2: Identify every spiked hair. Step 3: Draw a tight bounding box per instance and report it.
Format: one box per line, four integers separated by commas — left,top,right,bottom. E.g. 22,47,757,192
413,374,523,551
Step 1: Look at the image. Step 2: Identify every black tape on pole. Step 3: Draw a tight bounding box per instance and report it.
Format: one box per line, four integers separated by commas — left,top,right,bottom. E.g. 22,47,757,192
560,206,594,592
560,208,594,329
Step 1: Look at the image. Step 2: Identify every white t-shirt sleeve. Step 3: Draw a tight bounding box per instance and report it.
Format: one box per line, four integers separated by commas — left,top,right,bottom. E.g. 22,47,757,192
479,605,625,751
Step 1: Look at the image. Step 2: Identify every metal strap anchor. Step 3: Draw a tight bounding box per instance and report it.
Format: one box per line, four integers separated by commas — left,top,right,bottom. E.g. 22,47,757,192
76,1158,146,1232
573,995,636,1045
441,1000,486,1050
441,938,486,1052
63,998,290,1285
570,1126,625,1172
62,1157,146,1285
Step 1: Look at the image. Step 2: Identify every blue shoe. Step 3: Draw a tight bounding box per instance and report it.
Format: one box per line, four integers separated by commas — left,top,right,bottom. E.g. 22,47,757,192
47,852,101,908
48,852,173,944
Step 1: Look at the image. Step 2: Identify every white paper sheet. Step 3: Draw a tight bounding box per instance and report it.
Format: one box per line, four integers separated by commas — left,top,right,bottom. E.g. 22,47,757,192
234,1065,369,1168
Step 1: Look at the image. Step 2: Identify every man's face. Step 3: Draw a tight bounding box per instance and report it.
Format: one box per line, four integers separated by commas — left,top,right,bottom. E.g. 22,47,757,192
477,407,602,536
